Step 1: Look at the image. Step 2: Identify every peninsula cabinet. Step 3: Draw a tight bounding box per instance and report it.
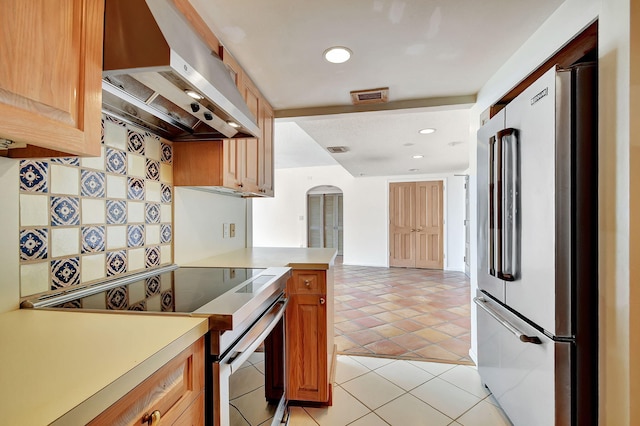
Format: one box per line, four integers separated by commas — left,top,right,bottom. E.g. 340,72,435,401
0,0,104,158
286,269,335,405
89,337,205,425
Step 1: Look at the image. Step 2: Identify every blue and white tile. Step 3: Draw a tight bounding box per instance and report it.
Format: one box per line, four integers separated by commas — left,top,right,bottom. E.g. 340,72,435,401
129,279,146,303
106,200,127,224
50,228,80,258
127,129,146,155
161,290,173,311
106,148,127,175
19,229,48,260
160,224,172,244
81,290,106,309
81,199,105,225
127,177,145,200
82,226,106,253
50,197,80,226
81,170,105,197
161,183,172,203
145,203,160,224
20,262,50,296
100,117,105,145
107,250,127,276
51,257,80,289
127,224,144,247
128,301,147,311
106,175,127,199
50,158,80,166
146,159,160,181
160,204,172,223
81,253,106,283
161,141,173,164
19,160,48,192
50,164,79,195
145,246,160,268
146,276,161,297
106,286,128,309
20,194,49,226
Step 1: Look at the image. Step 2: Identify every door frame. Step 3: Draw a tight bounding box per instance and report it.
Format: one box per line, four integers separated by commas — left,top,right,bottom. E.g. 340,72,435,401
387,178,447,269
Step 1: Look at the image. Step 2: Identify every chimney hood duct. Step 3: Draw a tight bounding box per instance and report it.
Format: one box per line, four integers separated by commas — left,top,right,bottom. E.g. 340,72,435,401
102,0,260,141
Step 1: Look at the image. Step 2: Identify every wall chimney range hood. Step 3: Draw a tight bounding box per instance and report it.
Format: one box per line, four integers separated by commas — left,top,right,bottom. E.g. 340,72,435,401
102,0,260,141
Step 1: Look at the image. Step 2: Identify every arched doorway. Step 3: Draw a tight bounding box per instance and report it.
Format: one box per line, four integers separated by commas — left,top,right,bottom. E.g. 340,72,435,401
307,185,343,255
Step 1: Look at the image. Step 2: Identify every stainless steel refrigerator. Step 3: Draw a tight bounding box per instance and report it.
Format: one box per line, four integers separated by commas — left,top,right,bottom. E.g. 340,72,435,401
475,63,597,426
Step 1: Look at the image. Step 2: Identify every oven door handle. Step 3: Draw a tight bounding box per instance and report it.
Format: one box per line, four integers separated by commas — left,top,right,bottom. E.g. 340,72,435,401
224,297,289,373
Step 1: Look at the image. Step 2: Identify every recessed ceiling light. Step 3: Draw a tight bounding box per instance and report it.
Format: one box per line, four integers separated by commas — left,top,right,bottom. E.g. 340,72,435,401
409,168,420,172
419,128,436,134
403,143,414,147
324,46,352,64
185,89,203,100
227,121,241,128
412,155,424,159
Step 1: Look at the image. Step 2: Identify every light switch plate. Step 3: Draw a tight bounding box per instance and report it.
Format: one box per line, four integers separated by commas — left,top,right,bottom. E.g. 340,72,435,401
229,223,236,238
223,223,229,238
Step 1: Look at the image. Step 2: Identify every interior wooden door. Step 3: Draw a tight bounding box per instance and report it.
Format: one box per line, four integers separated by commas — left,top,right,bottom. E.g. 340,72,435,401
415,181,444,269
389,182,416,267
390,181,444,269
464,176,471,276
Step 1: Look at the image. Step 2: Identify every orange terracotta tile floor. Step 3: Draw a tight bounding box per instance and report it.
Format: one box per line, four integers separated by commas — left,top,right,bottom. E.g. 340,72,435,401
333,261,472,364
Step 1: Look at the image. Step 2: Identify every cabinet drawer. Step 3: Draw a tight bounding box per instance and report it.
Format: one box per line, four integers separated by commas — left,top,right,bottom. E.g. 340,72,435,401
89,338,205,426
290,271,325,294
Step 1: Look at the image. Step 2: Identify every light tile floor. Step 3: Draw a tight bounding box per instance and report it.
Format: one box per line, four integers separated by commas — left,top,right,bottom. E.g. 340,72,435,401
333,263,472,363
289,355,513,426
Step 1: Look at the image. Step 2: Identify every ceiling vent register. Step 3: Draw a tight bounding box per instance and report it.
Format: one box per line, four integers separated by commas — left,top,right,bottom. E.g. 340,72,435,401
350,87,389,105
326,146,349,153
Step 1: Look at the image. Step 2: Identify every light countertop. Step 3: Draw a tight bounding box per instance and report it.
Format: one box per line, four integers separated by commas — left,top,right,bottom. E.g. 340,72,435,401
183,247,338,270
0,309,208,425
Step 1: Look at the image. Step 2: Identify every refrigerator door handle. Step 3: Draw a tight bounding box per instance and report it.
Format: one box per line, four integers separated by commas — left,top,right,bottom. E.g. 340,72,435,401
498,128,519,281
474,296,541,344
488,134,498,277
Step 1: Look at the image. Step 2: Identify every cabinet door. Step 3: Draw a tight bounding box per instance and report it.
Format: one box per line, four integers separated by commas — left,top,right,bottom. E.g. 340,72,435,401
286,293,328,402
90,338,205,425
0,0,103,157
259,101,274,196
222,139,244,190
291,270,325,294
242,137,260,193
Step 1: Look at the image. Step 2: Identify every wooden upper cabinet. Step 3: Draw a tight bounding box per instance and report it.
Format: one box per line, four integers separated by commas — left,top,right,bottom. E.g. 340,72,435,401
0,0,104,158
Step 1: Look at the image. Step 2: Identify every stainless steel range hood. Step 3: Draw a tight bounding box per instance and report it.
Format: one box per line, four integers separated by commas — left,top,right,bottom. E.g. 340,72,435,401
102,0,260,141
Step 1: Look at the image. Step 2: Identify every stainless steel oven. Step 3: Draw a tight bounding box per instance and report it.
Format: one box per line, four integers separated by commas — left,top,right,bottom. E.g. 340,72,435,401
21,264,292,426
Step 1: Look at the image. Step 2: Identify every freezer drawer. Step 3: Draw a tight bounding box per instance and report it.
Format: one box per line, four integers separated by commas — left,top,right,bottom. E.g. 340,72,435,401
475,293,571,426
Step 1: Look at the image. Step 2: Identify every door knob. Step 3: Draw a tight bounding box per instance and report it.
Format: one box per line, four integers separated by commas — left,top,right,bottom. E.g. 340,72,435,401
320,297,325,305
304,280,311,287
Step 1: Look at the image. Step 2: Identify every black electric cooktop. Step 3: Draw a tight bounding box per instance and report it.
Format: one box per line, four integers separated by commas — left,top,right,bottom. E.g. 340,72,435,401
24,266,267,313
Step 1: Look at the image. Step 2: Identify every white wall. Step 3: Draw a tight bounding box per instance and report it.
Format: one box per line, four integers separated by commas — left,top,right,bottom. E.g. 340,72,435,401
252,165,466,270
0,157,19,314
173,188,249,264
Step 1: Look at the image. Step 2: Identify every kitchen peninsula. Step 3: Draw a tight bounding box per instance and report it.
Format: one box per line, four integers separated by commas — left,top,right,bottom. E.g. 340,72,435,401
0,310,208,425
184,247,338,405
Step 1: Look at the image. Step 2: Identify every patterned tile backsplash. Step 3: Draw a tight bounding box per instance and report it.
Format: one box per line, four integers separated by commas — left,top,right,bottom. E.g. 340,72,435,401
18,116,174,298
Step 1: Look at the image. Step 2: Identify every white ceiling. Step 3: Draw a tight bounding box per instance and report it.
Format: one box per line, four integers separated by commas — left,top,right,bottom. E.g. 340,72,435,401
190,0,564,176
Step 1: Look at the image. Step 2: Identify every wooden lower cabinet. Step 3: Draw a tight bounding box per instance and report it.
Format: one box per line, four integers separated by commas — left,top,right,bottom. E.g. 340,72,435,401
286,269,335,405
89,337,205,425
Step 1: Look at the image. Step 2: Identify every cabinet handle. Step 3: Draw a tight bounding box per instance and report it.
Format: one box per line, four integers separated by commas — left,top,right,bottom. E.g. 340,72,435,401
304,280,311,287
143,410,161,425
237,183,244,188
320,297,325,305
